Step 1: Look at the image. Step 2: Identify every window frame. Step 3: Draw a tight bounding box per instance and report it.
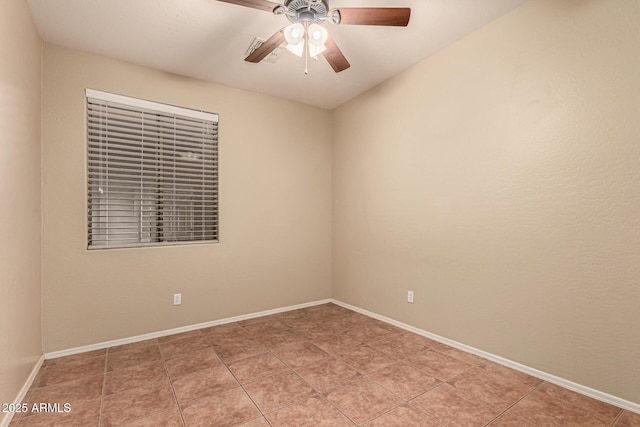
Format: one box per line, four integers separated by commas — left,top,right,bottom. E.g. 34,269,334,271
85,89,219,250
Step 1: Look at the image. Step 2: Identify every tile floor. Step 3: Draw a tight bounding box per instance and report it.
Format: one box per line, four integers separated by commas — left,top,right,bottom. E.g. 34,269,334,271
9,303,640,426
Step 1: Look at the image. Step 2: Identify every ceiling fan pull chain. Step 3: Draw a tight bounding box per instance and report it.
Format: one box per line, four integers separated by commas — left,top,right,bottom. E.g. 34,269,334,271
304,22,309,75
304,22,310,75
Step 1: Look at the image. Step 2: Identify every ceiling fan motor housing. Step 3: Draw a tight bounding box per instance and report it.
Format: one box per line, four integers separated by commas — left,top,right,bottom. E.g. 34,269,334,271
284,0,329,24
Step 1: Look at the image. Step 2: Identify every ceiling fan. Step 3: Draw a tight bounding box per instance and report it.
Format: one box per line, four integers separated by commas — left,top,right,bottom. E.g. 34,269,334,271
217,0,411,73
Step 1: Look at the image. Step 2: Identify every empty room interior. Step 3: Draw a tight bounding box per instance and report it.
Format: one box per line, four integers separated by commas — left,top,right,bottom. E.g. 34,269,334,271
1,0,639,426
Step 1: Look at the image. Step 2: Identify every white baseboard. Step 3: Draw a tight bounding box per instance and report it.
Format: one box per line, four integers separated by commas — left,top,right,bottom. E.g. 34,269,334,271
0,355,45,427
44,299,332,360
330,299,640,415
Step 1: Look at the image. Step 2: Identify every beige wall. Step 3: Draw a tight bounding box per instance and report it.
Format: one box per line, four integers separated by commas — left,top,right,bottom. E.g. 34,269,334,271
42,45,332,352
333,0,640,403
0,0,42,415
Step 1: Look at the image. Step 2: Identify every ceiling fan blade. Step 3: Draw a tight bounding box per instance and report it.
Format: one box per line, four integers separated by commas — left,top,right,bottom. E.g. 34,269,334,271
332,8,411,27
216,0,280,13
322,35,350,73
245,30,285,63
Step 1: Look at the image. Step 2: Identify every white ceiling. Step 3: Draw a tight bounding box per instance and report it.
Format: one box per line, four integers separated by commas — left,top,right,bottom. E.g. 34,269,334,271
27,0,527,109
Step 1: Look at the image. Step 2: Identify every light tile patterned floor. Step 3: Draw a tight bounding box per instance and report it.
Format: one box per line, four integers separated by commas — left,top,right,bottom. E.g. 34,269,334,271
9,303,639,426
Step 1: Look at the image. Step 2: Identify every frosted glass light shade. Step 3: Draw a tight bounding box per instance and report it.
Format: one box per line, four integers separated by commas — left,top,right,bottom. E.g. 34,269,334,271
308,23,328,58
284,23,305,57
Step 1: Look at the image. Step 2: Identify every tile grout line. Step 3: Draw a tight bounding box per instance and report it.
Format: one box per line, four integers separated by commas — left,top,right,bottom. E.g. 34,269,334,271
225,357,269,423
105,340,181,426
295,331,402,426
284,314,413,425
329,357,406,426
369,343,479,422
160,341,189,427
236,315,362,425
359,363,445,426
609,408,624,427
98,349,108,427
481,379,546,426
245,347,326,421
407,382,453,426
351,344,522,427
512,381,627,427
161,334,258,426
217,322,274,425
258,348,295,421
288,357,361,426
416,354,534,427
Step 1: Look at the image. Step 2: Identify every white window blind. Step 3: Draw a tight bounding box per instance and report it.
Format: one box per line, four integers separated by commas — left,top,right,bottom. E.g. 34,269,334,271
86,89,219,249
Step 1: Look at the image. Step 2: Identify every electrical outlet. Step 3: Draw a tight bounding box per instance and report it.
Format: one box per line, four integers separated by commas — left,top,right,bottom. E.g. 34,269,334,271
173,293,182,305
407,290,414,303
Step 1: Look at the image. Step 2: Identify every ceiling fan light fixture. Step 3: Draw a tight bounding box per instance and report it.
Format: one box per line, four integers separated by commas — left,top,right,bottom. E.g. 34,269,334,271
284,23,305,57
229,0,410,73
307,23,328,57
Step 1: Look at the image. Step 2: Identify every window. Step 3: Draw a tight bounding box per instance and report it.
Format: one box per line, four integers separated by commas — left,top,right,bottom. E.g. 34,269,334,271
86,89,218,249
